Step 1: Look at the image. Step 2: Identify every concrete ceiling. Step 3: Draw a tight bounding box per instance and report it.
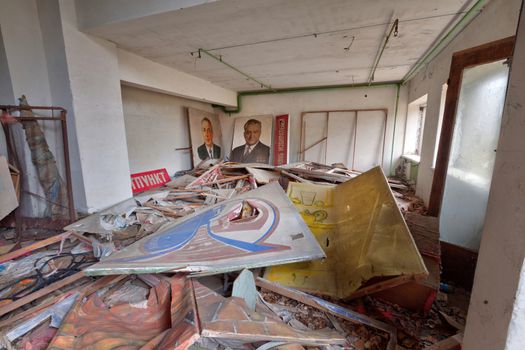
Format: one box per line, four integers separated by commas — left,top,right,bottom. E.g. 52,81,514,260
80,0,476,91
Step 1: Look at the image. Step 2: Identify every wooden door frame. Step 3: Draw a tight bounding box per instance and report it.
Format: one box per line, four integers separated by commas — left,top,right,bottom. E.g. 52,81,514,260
427,36,515,216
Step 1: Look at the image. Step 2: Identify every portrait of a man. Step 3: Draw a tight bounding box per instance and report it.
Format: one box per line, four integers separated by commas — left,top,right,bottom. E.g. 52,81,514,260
188,108,223,166
231,118,271,164
197,117,221,160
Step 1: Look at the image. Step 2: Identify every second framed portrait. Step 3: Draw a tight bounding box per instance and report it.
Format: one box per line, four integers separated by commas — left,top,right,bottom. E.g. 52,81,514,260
230,115,273,164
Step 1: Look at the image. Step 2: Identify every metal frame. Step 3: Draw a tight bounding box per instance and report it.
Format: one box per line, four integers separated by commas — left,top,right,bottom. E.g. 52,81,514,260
299,108,388,171
0,104,76,234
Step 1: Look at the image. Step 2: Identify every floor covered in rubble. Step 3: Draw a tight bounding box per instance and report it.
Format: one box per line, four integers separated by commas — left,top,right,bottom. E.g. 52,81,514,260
0,161,468,350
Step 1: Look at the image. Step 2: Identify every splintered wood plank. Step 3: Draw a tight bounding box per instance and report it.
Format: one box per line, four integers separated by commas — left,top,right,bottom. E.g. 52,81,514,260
0,231,89,264
0,271,86,318
256,277,397,350
426,332,463,350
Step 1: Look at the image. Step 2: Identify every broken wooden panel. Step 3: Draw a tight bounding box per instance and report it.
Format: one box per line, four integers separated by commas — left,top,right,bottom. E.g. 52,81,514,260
265,166,428,298
85,183,325,276
4,292,79,345
256,277,397,350
193,280,346,345
47,275,171,350
64,190,171,235
140,275,200,350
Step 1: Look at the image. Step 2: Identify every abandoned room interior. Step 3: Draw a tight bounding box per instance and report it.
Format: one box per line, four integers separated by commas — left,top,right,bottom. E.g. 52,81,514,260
0,0,524,349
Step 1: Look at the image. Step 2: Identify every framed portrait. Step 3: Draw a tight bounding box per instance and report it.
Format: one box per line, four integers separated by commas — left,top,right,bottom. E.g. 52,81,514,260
188,108,223,166
231,115,273,164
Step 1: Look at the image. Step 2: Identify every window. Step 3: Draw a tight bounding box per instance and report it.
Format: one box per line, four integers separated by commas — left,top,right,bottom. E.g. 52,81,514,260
403,94,428,159
432,84,448,168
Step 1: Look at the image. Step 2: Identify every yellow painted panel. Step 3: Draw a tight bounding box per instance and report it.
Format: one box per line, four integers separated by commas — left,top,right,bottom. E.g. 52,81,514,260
265,166,427,298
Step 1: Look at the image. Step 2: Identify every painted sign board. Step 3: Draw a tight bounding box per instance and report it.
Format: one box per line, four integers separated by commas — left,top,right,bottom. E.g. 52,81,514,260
131,168,170,193
85,183,325,276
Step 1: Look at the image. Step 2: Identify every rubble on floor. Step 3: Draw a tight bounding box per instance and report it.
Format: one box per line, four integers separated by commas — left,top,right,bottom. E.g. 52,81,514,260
0,161,468,349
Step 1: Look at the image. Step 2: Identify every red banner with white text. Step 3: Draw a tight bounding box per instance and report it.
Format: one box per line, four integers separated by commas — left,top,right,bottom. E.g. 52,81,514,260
130,168,170,193
273,114,289,166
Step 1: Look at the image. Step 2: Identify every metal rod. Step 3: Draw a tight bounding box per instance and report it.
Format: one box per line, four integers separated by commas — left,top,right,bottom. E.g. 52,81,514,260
390,84,401,175
60,110,76,222
199,48,274,91
12,116,64,121
0,105,66,112
300,137,327,155
353,112,358,170
303,108,388,114
324,112,329,164
368,18,399,85
216,81,400,114
381,110,387,169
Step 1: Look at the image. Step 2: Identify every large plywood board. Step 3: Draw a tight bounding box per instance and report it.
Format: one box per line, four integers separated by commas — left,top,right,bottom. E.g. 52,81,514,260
265,166,427,298
85,183,325,276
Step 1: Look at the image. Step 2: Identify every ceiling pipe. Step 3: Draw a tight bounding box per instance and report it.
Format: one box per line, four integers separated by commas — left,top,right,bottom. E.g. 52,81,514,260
390,83,401,176
213,81,403,176
213,81,401,114
368,18,399,85
401,0,489,84
198,48,275,91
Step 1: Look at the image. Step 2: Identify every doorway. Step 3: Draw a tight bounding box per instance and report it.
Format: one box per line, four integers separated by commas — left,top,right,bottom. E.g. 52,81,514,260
429,37,514,253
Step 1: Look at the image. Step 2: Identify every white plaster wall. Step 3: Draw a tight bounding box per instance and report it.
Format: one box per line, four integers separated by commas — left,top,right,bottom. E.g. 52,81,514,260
59,0,132,212
0,0,52,106
37,0,87,212
118,49,237,107
218,85,408,175
0,0,58,217
0,28,13,159
121,85,216,175
407,0,522,205
463,3,525,347
75,0,216,31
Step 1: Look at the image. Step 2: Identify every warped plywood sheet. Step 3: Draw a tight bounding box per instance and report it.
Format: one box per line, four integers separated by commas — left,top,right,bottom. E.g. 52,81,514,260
85,183,324,276
194,280,345,345
47,276,171,350
141,275,200,350
265,166,427,298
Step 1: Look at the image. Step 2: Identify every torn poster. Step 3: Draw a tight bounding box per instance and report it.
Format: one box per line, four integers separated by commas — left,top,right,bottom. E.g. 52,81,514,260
265,166,428,298
85,183,325,276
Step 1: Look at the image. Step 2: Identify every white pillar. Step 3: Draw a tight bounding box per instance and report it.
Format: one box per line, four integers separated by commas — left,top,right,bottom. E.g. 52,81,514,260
463,3,525,349
59,0,132,212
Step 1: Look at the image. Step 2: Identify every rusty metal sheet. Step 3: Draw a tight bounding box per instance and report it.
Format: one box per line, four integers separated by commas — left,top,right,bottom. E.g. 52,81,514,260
85,183,324,276
265,166,428,298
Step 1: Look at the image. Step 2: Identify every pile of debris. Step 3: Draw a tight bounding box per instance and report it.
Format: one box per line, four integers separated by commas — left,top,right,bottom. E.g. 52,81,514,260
0,161,465,350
